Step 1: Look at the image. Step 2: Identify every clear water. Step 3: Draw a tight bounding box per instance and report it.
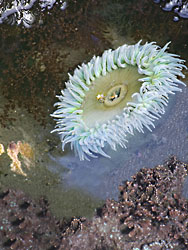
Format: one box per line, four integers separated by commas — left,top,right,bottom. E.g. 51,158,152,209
0,0,187,218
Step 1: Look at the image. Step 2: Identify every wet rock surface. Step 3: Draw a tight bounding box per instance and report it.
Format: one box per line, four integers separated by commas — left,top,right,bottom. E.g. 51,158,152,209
60,156,188,250
1,156,187,250
0,188,87,250
0,189,63,250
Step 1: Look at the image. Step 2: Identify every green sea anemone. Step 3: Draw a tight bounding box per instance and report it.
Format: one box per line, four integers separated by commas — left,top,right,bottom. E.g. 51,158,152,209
51,41,186,160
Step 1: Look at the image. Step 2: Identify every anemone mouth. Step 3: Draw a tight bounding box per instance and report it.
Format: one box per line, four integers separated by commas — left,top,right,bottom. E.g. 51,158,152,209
104,84,128,107
82,66,142,128
51,41,186,161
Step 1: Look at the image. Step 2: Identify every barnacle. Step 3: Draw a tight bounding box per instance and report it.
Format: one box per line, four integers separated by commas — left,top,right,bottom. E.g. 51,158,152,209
0,0,67,27
51,41,186,160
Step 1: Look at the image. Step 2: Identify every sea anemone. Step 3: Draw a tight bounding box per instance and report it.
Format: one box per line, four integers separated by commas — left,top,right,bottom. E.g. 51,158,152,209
51,41,186,160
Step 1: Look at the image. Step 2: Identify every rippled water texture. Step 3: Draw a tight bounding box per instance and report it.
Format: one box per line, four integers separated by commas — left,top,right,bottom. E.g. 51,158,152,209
0,0,187,218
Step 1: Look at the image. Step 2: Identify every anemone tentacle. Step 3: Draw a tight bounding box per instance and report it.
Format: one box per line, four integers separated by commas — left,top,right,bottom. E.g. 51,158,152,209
51,41,186,160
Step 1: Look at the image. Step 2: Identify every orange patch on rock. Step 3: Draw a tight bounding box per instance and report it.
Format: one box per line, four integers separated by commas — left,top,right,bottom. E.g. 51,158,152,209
7,141,34,176
0,144,5,155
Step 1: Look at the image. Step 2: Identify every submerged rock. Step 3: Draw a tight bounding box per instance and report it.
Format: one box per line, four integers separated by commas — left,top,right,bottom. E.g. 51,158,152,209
60,156,188,249
0,156,188,249
0,189,67,250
